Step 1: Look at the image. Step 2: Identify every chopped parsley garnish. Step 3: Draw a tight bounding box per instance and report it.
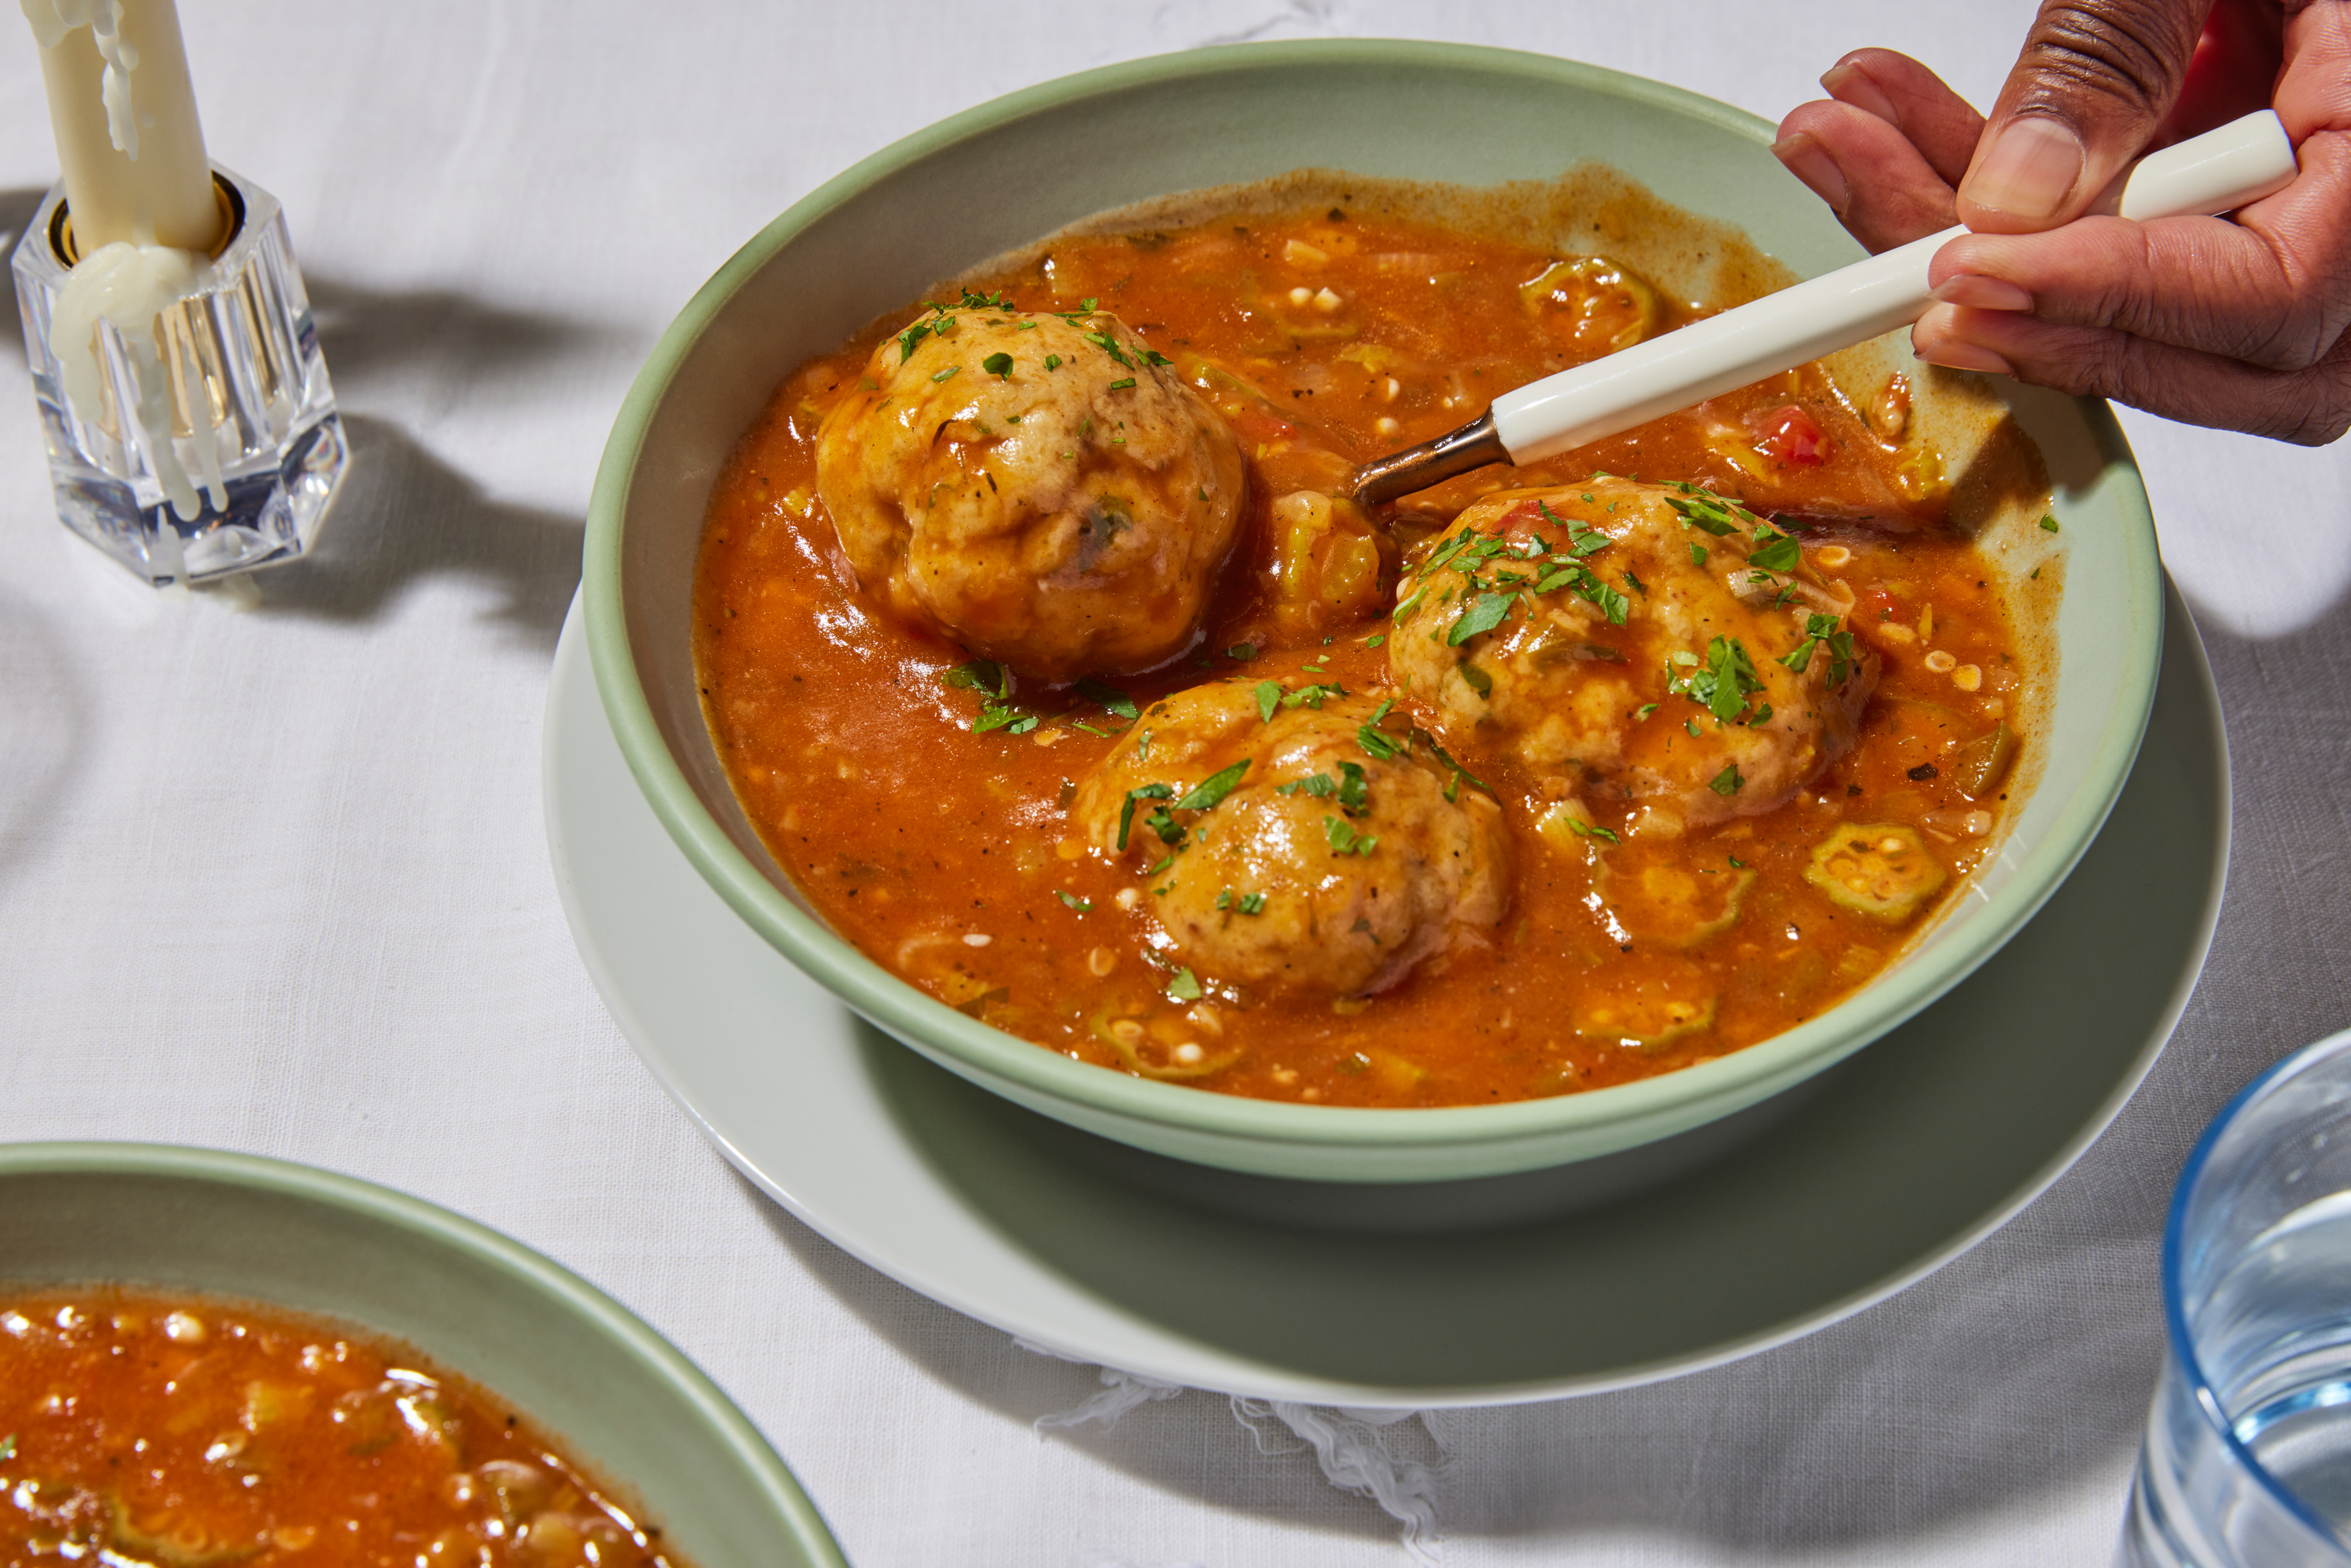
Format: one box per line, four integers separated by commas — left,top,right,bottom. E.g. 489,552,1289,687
1074,678,1139,719
2040,513,2062,533
1545,561,1632,625
1215,889,1267,915
1392,586,1429,623
1255,680,1283,723
1778,613,1857,687
982,352,1014,379
1447,590,1516,646
1166,968,1204,1002
1580,581,1636,621
972,705,1038,735
944,658,1009,698
1622,569,1646,596
1226,642,1257,661
1748,523,1802,573
1115,782,1175,851
1357,697,1407,760
1174,759,1250,811
929,364,960,383
1277,772,1338,798
945,658,1039,733
1055,889,1091,912
1083,330,1135,368
1282,682,1347,710
1710,762,1746,796
1636,702,1658,720
1539,501,1612,559
1323,815,1378,856
1044,353,1063,371
1367,633,1386,649
1690,542,1709,567
1728,855,1747,868
1416,531,1476,580
1335,760,1371,813
1410,726,1491,802
1669,636,1768,724
1662,483,1753,537
1107,377,1137,391
1559,812,1621,844
1456,659,1493,699
897,320,937,361
958,288,1014,310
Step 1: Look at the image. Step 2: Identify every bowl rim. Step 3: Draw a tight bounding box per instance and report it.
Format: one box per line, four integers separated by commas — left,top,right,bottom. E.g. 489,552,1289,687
0,1139,849,1567
583,37,2163,1164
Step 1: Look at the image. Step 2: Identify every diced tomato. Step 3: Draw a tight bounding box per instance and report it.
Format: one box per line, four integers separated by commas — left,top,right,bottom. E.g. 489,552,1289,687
1749,404,1831,466
1229,406,1297,447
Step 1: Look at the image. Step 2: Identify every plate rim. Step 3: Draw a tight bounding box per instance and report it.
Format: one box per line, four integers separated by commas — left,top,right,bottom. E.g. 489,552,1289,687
545,581,2227,1406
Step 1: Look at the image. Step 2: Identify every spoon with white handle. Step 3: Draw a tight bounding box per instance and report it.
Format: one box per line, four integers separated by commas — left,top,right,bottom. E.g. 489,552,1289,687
1350,110,2299,505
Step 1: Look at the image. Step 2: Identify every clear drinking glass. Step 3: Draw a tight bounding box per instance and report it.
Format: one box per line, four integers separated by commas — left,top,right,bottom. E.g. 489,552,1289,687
2126,1027,2351,1567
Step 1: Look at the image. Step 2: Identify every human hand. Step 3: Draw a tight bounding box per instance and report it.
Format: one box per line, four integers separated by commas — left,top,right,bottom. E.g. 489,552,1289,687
1771,0,2351,444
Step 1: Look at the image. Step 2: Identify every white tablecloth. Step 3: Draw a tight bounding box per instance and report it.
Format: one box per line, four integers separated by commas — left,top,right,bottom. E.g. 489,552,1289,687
5,3,2348,1563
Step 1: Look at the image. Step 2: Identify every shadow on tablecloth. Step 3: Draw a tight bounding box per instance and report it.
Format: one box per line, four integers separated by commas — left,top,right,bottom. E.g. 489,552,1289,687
0,581,86,893
251,415,579,652
237,273,634,649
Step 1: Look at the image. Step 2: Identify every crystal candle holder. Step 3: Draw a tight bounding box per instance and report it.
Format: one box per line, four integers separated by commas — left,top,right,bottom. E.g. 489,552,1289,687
10,163,346,585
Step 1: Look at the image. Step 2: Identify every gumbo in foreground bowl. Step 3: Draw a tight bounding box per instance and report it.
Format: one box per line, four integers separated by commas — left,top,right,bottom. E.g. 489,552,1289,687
0,1144,847,1568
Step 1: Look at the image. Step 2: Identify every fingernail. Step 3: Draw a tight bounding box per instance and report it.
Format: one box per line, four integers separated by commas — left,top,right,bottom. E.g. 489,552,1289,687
1771,132,1850,213
1931,274,2034,311
1962,117,2083,222
1916,339,2016,376
1820,63,1899,125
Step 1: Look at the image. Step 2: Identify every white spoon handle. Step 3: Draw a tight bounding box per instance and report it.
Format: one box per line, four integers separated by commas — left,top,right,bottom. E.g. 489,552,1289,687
1487,110,2298,465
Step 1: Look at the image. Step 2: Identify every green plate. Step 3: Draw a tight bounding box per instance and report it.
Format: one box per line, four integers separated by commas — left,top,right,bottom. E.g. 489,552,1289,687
585,41,2163,1180
0,1143,848,1568
547,580,2222,1403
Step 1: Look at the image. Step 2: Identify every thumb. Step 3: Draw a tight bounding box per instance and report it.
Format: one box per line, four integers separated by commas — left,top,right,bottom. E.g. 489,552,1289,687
1958,0,2212,232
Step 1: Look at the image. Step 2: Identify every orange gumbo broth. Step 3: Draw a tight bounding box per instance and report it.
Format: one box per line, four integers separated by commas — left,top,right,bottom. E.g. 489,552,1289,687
0,1291,676,1568
694,199,2028,1108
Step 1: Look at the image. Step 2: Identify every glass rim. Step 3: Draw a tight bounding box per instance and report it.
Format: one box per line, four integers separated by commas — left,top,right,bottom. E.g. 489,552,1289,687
2162,1025,2351,1554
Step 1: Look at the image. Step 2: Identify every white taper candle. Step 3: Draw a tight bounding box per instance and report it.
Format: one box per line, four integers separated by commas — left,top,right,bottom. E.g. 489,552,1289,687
25,0,219,253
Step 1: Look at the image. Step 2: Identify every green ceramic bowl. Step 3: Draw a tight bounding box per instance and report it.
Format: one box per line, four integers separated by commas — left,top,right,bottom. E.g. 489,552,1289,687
0,1143,847,1568
583,41,2160,1183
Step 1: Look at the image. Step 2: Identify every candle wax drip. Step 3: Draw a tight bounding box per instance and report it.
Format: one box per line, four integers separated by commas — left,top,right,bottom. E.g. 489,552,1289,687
53,238,226,527
22,0,149,160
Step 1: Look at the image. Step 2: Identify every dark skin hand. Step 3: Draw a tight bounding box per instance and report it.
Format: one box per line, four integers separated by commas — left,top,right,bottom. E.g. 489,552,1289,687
1771,0,2351,444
